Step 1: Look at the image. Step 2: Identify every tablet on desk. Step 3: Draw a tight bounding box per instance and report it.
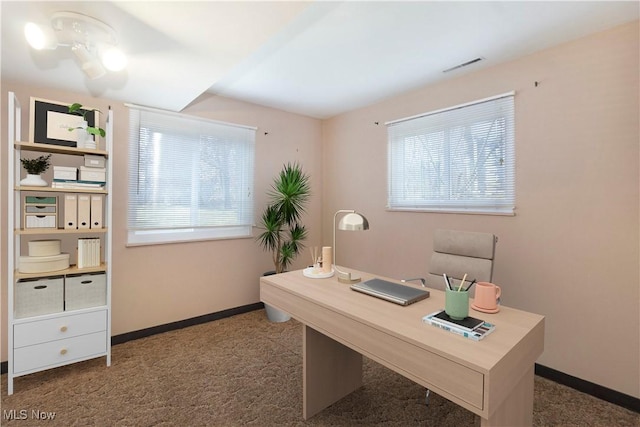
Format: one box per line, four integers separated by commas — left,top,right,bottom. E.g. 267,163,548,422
350,278,430,306
432,310,485,331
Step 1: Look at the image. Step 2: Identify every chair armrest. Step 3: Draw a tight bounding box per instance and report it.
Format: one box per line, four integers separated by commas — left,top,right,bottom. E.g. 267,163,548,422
401,277,426,287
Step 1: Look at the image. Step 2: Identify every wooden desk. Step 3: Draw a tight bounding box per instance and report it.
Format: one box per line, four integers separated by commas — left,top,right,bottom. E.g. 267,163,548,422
260,269,544,426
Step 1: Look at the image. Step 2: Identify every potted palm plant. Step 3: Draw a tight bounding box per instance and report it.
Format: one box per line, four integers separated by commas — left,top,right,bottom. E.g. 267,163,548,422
257,162,310,321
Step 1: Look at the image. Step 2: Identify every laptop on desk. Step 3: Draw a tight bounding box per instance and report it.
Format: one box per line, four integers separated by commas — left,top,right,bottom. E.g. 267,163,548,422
350,278,430,306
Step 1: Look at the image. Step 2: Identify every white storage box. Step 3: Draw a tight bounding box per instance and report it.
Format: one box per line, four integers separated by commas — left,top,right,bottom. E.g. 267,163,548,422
84,154,106,168
53,166,77,181
15,277,64,318
24,214,57,229
28,239,61,257
65,273,107,310
79,166,106,182
18,253,69,273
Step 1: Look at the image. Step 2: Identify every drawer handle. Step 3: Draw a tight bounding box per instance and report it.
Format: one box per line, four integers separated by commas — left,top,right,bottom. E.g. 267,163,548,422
60,326,68,332
60,348,67,355
34,285,47,290
81,280,93,284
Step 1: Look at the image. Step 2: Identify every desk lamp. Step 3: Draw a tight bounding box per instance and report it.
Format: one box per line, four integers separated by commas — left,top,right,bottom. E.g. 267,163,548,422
333,210,370,284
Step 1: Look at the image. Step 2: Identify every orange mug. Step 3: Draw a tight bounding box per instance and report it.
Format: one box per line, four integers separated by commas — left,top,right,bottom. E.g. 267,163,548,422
473,282,501,311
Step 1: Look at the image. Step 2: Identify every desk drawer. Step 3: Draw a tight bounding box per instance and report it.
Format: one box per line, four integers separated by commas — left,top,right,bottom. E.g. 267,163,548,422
14,310,107,348
14,331,107,374
263,284,484,409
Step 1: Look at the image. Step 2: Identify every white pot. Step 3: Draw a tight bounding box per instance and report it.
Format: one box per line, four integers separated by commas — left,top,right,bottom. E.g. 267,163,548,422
76,121,87,148
264,304,291,323
20,173,47,187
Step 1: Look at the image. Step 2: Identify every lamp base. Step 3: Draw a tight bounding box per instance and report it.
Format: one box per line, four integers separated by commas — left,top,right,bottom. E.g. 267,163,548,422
337,271,362,284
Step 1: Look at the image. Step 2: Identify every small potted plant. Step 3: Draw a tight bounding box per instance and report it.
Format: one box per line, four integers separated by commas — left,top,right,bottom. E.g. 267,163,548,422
67,103,106,148
20,154,51,187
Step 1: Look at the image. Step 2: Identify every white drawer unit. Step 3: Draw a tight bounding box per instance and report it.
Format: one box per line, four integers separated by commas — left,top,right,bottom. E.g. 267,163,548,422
13,310,107,348
14,331,107,374
24,196,58,229
13,310,108,375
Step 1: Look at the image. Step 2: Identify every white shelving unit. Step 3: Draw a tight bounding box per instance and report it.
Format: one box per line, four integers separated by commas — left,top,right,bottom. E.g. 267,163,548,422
7,92,112,395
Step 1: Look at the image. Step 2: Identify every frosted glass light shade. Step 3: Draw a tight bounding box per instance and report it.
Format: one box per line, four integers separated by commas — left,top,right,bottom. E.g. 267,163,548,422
101,47,127,71
24,23,57,50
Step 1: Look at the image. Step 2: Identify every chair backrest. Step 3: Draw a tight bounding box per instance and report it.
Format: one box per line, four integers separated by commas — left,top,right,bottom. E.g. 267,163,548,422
426,229,497,295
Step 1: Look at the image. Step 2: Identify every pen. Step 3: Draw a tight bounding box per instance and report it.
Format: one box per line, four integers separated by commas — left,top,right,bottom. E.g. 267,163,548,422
443,273,451,290
463,279,477,292
458,274,467,292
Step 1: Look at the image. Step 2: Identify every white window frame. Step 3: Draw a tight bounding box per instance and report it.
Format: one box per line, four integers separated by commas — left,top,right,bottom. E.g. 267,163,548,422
127,104,256,246
386,92,515,215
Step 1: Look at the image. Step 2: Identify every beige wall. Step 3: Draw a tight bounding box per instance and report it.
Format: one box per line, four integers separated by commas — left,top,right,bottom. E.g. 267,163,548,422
322,20,639,398
1,83,323,360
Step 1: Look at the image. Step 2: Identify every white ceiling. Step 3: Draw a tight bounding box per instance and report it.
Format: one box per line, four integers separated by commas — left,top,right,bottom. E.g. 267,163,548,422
2,1,638,119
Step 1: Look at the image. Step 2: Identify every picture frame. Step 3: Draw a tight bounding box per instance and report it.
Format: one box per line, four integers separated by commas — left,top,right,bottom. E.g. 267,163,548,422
29,97,99,147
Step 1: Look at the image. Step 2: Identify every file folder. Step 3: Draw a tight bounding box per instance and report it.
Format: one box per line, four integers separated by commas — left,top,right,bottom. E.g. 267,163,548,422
90,195,103,229
64,194,77,229
78,195,91,229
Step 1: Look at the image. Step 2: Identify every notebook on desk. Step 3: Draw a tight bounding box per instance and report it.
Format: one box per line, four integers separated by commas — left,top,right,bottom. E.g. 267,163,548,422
350,278,430,306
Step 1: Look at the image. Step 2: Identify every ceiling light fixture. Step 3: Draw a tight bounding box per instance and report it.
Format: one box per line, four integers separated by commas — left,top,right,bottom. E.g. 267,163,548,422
24,11,127,79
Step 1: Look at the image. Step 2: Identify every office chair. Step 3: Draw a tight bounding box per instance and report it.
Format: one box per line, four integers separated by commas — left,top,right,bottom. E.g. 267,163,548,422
402,228,497,405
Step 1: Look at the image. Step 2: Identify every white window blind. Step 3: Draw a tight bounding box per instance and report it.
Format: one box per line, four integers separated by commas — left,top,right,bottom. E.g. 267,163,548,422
127,105,255,245
387,93,515,215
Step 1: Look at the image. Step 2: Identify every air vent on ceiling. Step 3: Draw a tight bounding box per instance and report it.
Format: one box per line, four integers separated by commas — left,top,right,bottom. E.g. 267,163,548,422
443,57,484,73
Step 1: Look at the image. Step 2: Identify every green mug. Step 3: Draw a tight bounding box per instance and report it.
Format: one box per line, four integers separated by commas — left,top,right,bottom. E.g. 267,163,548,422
445,288,469,320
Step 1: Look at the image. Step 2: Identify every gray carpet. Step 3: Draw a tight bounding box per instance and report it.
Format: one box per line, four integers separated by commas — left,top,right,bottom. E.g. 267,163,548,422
1,310,638,426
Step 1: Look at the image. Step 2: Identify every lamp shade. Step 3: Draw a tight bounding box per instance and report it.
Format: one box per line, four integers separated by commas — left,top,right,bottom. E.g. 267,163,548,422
338,213,369,231
333,210,370,283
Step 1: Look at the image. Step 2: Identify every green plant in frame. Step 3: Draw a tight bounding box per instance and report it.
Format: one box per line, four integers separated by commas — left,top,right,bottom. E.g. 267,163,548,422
257,162,311,274
67,103,106,137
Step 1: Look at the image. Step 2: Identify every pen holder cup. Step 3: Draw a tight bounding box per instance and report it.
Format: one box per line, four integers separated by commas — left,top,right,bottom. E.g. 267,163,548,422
445,288,469,320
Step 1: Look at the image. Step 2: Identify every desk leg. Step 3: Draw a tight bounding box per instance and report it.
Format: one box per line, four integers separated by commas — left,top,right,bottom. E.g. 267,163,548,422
482,365,535,427
303,325,363,419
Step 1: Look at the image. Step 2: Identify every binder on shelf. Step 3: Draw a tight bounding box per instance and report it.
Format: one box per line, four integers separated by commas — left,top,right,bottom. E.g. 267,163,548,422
77,239,83,269
77,237,101,269
90,195,103,229
77,195,91,229
64,194,77,229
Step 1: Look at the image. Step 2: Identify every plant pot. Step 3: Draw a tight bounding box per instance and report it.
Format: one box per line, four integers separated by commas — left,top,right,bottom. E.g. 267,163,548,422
20,174,47,187
264,303,291,323
76,121,88,148
263,271,291,322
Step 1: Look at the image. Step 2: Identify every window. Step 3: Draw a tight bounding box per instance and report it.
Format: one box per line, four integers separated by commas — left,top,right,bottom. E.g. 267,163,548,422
387,92,515,215
127,106,255,245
